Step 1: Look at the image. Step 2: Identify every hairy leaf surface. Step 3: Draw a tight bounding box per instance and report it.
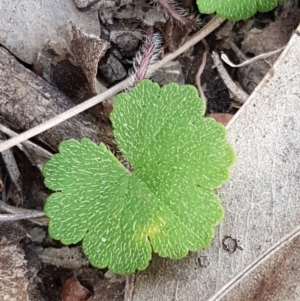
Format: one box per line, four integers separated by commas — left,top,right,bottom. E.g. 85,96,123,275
196,0,289,21
43,80,235,274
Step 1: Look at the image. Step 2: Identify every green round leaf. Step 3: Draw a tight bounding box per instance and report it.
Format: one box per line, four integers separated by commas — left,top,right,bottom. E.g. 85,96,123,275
196,0,289,21
43,80,236,274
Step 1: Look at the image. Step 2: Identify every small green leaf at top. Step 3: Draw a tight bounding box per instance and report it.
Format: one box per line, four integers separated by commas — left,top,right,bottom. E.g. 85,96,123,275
196,0,290,21
43,80,236,275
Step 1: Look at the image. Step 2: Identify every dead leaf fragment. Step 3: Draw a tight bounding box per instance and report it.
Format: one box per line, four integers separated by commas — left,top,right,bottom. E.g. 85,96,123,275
70,23,110,94
61,278,92,301
214,226,300,301
208,113,233,126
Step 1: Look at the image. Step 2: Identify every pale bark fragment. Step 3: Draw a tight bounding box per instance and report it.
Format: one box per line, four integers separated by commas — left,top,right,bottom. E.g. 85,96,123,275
0,237,29,301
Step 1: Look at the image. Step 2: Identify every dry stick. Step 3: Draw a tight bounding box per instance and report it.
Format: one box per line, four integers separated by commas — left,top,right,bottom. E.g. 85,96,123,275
195,39,209,101
0,200,45,215
211,51,249,103
221,46,285,68
0,16,226,153
0,199,47,224
0,212,45,222
0,123,52,159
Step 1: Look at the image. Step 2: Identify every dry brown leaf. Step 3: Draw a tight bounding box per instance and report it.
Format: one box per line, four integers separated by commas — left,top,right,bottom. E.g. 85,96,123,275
70,23,110,94
215,226,300,301
208,113,233,126
61,278,92,301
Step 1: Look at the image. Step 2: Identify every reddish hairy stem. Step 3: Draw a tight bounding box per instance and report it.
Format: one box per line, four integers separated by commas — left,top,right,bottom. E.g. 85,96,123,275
154,0,199,30
131,28,162,87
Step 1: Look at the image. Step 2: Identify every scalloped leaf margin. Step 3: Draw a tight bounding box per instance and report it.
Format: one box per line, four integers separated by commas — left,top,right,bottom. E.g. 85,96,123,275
196,0,290,21
43,80,236,274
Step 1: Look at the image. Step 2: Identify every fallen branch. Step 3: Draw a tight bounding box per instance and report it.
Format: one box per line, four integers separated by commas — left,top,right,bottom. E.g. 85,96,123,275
0,47,114,152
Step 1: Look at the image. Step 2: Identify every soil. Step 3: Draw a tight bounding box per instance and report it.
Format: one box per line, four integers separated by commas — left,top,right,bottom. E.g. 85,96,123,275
1,1,300,300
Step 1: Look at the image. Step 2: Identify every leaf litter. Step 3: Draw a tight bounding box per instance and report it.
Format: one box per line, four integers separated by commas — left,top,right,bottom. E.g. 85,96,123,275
0,1,297,300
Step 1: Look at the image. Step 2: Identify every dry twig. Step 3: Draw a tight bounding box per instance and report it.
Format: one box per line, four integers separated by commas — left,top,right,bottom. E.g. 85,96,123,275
0,212,45,222
195,39,209,101
221,46,285,68
0,123,52,169
0,200,47,224
211,51,249,103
